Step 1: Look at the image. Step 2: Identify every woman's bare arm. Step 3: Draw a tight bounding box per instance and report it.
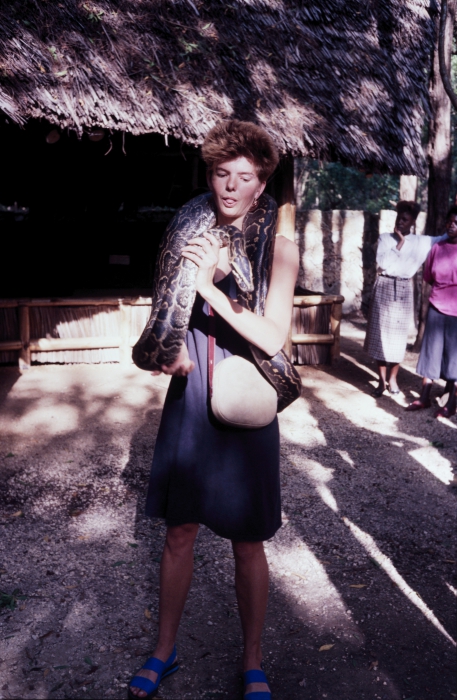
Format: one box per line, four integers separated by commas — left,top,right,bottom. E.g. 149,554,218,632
183,232,299,357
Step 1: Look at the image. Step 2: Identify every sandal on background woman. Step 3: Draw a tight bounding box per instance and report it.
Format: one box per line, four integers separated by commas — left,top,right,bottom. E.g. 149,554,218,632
405,399,431,411
435,405,457,419
371,384,387,397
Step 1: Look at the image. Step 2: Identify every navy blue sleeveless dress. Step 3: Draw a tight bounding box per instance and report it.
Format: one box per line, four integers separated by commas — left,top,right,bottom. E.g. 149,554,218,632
145,273,281,542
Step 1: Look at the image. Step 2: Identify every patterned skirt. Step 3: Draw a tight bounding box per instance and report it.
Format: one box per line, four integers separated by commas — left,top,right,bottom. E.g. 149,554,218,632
364,276,414,363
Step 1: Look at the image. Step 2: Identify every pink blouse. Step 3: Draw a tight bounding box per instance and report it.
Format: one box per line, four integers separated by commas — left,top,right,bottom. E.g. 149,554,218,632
423,241,457,317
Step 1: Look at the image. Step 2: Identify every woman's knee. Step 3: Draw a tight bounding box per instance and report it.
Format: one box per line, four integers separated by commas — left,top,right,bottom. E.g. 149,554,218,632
232,540,265,562
165,523,199,553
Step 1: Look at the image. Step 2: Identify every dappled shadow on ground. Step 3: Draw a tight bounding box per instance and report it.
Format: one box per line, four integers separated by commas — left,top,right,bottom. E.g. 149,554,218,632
277,384,456,698
0,366,21,404
0,351,455,699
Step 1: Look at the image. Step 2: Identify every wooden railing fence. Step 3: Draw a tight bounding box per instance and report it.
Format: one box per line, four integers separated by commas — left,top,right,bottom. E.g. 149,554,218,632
287,295,343,365
0,294,343,369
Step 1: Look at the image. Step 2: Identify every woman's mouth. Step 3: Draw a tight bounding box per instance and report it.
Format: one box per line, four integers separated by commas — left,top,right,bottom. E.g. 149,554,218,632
222,198,237,207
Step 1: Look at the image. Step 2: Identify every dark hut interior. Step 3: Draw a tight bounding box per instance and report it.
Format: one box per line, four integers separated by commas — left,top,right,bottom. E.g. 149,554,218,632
0,118,206,298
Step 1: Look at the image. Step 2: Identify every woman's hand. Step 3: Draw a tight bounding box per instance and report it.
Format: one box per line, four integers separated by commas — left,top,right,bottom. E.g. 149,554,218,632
394,226,405,250
150,343,195,377
181,231,220,297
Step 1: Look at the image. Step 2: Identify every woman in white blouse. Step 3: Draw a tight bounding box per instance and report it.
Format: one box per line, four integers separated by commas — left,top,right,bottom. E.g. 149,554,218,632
364,200,446,396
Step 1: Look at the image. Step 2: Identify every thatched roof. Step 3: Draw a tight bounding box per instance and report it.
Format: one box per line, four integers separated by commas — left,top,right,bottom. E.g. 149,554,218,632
0,1,435,174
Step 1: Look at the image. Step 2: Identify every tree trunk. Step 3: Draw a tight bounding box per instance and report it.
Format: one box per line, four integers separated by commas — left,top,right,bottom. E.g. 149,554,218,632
276,155,296,241
414,0,455,350
439,0,457,110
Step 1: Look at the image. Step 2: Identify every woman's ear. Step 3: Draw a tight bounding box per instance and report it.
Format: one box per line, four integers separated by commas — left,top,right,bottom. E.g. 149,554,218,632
255,182,267,200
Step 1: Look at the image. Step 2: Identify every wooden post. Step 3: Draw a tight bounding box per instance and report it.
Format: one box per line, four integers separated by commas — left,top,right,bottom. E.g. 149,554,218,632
276,155,296,241
119,303,131,367
18,304,31,370
284,323,293,361
276,155,297,354
399,175,418,202
330,302,342,364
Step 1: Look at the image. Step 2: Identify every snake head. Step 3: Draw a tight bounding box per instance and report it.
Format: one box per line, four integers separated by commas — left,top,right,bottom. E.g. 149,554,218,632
208,225,254,293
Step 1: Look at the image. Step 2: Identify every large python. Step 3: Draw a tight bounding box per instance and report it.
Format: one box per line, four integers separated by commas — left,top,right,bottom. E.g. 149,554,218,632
132,192,302,412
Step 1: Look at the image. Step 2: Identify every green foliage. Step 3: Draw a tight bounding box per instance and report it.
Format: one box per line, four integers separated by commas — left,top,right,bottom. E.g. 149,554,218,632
297,49,457,213
0,589,27,611
297,159,399,213
83,4,104,22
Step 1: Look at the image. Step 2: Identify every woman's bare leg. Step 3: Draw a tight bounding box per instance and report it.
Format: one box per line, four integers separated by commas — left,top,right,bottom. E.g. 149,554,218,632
374,361,388,393
388,363,401,392
232,540,270,697
129,523,199,698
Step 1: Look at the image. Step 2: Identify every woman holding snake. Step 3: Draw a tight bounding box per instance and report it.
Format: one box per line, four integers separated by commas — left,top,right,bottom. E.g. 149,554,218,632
128,121,299,700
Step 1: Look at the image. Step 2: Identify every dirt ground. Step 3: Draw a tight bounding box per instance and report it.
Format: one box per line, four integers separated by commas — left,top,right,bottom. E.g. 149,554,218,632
0,319,456,700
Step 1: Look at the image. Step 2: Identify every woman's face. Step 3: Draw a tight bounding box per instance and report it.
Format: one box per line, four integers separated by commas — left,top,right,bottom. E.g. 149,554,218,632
208,156,266,228
446,214,457,243
395,211,416,235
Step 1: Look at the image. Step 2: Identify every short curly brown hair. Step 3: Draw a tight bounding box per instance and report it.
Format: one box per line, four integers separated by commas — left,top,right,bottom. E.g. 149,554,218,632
396,200,420,219
201,120,279,182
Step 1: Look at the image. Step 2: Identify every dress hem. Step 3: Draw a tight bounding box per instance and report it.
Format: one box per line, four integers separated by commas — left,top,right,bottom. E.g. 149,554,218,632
146,513,282,543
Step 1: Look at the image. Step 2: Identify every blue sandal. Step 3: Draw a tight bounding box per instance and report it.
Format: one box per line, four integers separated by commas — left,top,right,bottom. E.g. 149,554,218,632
127,646,179,699
244,669,271,699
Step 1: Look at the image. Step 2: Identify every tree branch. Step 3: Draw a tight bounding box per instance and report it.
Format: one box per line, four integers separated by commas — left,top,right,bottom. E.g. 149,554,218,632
438,0,457,110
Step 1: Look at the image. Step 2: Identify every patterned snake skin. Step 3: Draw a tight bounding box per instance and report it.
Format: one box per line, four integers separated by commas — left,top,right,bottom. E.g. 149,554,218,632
132,192,302,412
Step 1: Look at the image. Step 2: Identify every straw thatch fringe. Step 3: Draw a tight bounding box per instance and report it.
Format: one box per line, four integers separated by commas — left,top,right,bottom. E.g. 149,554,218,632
0,0,434,174
0,305,150,365
30,306,121,364
30,305,150,364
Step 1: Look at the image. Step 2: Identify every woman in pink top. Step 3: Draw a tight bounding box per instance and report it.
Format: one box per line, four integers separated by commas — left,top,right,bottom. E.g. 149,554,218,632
406,206,457,417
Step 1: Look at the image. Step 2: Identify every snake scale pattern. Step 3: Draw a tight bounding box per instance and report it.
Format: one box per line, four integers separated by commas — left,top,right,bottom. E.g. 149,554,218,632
132,192,302,412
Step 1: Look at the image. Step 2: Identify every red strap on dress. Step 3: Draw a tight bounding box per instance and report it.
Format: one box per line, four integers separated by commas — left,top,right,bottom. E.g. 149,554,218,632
207,305,216,398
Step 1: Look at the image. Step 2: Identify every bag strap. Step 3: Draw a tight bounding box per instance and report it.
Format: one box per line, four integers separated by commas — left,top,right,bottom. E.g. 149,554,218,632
207,305,216,398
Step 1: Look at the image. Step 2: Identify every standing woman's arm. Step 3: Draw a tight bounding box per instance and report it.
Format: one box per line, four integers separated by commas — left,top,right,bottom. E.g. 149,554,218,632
261,236,300,353
183,232,299,357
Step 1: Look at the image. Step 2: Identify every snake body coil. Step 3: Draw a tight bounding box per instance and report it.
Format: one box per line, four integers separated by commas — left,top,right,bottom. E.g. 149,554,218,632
132,192,302,412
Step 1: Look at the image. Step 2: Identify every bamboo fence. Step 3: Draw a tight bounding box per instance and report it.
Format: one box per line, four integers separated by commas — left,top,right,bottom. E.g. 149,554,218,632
0,295,343,368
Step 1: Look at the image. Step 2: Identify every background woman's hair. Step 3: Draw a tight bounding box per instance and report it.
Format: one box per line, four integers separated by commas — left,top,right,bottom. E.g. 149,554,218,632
446,204,457,219
201,120,279,182
396,200,421,219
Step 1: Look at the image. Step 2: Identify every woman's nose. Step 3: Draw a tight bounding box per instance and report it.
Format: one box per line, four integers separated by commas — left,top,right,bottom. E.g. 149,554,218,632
225,176,236,191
